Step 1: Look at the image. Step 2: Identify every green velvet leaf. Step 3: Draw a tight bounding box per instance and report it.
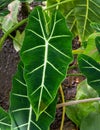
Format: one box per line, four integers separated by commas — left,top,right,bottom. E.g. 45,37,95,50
91,22,100,32
47,0,100,41
80,112,100,130
47,0,77,36
95,36,100,53
83,33,100,63
74,0,100,41
10,61,57,130
20,6,72,118
78,54,100,95
0,107,11,130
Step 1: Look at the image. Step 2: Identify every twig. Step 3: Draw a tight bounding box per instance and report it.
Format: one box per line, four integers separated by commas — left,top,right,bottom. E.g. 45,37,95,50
57,97,100,108
59,85,65,130
67,73,84,76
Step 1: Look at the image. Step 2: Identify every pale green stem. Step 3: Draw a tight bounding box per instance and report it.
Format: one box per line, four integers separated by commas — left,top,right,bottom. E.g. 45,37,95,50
59,85,65,130
57,97,100,108
0,18,28,50
67,73,84,76
72,49,84,54
45,0,74,10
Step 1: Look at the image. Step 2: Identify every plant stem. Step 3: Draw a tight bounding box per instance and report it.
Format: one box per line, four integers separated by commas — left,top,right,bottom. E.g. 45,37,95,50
72,49,84,54
45,0,73,10
0,18,28,50
67,73,84,76
68,64,78,69
57,97,100,108
59,85,65,130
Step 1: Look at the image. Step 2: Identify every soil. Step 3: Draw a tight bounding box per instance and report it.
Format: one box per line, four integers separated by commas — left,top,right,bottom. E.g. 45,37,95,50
0,2,84,130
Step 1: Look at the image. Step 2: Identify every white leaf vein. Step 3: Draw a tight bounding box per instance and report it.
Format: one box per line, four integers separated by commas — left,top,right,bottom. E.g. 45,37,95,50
27,29,44,40
12,93,27,98
49,43,70,59
47,61,64,76
22,45,45,54
15,78,26,87
81,57,100,72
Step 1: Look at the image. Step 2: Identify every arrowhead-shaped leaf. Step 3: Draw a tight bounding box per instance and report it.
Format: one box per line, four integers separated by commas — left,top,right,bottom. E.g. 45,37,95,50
0,107,11,130
78,54,100,95
47,0,100,41
10,61,57,130
74,0,100,41
20,6,72,117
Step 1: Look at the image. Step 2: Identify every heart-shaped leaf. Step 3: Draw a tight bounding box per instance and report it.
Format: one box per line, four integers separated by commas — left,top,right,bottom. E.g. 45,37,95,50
20,6,72,118
80,112,100,130
10,61,57,130
66,79,99,126
78,54,100,95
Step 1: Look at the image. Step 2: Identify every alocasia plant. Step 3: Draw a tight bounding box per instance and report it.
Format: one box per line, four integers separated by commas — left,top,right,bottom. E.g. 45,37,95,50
0,107,11,130
78,54,100,95
20,6,73,119
10,61,57,130
0,0,100,130
47,0,100,41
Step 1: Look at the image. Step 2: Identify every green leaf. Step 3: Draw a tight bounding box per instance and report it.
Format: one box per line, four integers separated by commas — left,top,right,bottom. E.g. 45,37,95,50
74,0,100,41
0,0,12,16
19,0,46,2
10,61,57,130
47,0,100,41
2,0,20,31
78,54,100,95
0,107,11,130
76,79,99,99
66,79,100,126
19,0,33,3
90,22,100,32
80,112,100,130
20,6,72,118
0,0,12,9
83,33,100,62
95,36,100,53
13,31,25,52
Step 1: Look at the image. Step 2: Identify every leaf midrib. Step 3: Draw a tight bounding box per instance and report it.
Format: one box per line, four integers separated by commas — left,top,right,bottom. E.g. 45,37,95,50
82,0,89,39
